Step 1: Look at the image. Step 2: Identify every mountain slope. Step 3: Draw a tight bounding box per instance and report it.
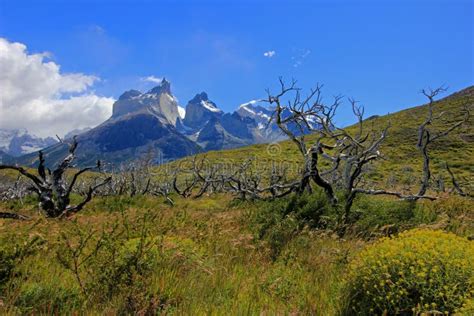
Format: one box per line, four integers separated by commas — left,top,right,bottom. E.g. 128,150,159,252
163,86,474,191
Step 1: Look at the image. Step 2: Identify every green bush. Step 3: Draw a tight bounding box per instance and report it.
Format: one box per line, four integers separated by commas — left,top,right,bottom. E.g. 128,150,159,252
251,191,332,259
55,211,163,313
0,235,44,292
343,229,474,315
15,283,81,314
350,196,418,236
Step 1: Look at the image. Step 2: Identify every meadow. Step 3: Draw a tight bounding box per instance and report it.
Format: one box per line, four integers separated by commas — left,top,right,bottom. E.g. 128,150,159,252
0,86,473,315
0,191,473,315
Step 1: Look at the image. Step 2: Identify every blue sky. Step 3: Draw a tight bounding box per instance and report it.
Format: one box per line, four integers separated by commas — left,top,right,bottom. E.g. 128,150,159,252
0,0,472,131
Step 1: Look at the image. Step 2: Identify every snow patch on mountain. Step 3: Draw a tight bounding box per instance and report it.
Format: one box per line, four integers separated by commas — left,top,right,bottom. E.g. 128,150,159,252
177,106,186,119
0,128,57,156
200,100,222,113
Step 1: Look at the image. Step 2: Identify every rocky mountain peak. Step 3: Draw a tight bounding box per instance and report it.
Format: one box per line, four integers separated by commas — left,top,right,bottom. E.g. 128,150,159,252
0,128,57,157
183,92,223,129
111,78,180,126
118,89,142,101
149,78,171,95
190,92,209,103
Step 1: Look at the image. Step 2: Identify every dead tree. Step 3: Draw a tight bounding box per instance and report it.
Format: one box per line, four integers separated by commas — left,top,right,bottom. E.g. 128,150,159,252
0,175,30,203
149,168,176,205
265,78,436,225
0,211,30,220
416,87,470,197
167,155,299,201
151,181,175,205
445,162,466,197
266,79,342,204
0,137,111,218
227,159,299,200
265,79,385,206
172,168,197,198
171,156,224,199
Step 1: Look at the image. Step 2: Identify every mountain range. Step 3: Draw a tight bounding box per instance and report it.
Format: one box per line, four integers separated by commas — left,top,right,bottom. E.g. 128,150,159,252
0,129,57,158
10,78,295,167
2,82,472,177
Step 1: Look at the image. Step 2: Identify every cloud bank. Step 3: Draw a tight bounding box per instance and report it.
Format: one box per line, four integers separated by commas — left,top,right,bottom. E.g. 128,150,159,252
0,38,115,137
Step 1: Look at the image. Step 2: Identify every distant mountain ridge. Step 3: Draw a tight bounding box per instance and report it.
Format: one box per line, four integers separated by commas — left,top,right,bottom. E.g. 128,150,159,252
14,78,292,167
9,81,473,170
0,128,57,157
11,79,330,166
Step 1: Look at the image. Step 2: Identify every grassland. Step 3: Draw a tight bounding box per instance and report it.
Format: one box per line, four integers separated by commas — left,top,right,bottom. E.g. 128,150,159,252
0,192,473,315
0,86,473,314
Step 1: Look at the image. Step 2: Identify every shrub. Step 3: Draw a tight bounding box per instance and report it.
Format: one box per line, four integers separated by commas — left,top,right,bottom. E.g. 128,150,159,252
0,235,44,292
250,191,332,259
55,211,163,313
343,229,474,315
350,196,418,236
15,283,81,314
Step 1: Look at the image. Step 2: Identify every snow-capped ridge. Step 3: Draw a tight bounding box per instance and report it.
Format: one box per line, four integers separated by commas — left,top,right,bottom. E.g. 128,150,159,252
200,100,222,113
0,128,57,157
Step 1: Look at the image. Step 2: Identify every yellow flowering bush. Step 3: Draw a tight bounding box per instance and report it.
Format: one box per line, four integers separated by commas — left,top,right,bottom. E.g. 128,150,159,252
343,229,474,315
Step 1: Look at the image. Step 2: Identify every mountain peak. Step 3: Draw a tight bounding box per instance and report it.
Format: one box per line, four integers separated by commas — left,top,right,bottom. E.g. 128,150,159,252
0,128,57,157
190,92,222,113
118,89,142,100
183,92,223,129
112,77,180,125
190,92,209,103
149,78,171,95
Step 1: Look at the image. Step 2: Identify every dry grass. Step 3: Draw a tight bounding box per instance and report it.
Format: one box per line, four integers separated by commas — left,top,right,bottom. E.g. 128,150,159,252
1,192,472,315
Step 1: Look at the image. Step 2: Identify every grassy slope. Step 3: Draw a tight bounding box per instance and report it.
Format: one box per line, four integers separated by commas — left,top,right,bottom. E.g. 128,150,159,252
162,86,474,192
0,195,355,314
0,193,472,314
0,87,473,315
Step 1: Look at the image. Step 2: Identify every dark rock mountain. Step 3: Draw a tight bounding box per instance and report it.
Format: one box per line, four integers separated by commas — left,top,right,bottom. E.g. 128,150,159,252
195,118,247,151
182,92,223,129
16,79,200,167
236,102,286,142
196,113,256,151
0,149,14,164
64,127,92,140
13,79,313,167
182,94,285,151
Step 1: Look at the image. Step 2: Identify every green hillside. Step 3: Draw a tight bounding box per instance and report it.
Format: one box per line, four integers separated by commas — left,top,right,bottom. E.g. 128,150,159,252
0,87,473,315
163,86,474,193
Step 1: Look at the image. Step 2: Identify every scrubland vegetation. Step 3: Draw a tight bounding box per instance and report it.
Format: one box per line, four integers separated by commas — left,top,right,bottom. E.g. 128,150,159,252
0,192,473,315
0,84,472,315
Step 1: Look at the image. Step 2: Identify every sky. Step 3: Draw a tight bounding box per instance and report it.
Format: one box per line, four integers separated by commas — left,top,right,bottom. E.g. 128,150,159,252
0,0,472,137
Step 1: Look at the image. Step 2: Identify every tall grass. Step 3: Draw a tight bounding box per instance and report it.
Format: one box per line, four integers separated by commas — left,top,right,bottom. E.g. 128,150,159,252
0,193,472,314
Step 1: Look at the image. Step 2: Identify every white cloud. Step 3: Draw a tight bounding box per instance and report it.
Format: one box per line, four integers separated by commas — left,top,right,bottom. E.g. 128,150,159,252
141,75,163,84
292,48,311,68
263,50,276,58
0,38,114,137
